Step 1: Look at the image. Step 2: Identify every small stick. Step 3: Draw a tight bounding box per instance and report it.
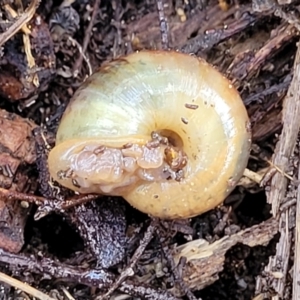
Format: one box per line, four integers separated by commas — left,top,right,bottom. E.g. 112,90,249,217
34,194,101,220
97,219,158,300
4,4,36,69
0,0,40,46
61,287,76,300
0,271,56,300
69,36,92,76
0,186,100,219
0,187,45,206
256,39,300,299
73,0,101,76
156,0,169,50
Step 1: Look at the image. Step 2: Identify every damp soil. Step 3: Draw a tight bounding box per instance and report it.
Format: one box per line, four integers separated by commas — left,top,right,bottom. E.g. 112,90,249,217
0,0,297,299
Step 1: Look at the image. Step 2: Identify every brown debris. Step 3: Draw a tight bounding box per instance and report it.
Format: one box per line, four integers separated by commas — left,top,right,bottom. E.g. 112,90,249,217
228,23,298,82
0,109,37,187
159,218,277,295
0,7,55,101
0,109,37,253
252,107,282,142
128,4,258,53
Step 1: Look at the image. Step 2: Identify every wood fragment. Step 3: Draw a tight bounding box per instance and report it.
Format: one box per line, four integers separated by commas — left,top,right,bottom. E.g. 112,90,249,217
128,4,256,51
266,40,300,216
136,218,278,293
255,39,300,299
292,143,300,299
175,218,277,291
180,7,259,54
229,23,297,82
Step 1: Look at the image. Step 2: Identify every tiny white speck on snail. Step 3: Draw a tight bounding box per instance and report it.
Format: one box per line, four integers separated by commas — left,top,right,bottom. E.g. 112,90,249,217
48,50,251,219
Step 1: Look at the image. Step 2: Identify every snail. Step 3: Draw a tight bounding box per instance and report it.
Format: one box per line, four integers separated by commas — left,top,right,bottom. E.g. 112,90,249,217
48,50,251,219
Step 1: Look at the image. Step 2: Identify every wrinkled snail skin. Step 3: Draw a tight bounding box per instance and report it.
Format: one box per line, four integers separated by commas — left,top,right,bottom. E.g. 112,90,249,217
48,50,251,219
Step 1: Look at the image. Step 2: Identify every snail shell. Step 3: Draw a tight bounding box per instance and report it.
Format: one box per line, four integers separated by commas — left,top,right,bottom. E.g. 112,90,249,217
48,50,251,219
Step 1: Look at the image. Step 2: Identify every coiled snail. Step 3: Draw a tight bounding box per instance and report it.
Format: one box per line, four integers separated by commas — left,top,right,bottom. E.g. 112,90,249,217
48,50,251,219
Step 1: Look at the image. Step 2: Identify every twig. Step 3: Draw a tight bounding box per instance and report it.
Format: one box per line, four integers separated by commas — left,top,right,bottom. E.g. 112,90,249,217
0,249,114,289
72,0,101,76
0,272,55,300
0,187,46,206
0,0,40,47
0,219,277,299
61,287,76,300
97,220,158,299
0,186,100,219
3,4,31,34
34,194,100,220
0,248,177,300
69,36,92,77
3,4,36,69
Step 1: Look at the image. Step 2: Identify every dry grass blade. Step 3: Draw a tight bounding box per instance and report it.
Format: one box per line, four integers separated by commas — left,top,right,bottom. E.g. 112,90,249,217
0,271,56,300
243,168,264,184
0,0,40,47
3,4,36,72
61,286,76,300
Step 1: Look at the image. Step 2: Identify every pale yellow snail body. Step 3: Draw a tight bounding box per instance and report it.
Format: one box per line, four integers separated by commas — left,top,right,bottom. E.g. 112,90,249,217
48,51,251,219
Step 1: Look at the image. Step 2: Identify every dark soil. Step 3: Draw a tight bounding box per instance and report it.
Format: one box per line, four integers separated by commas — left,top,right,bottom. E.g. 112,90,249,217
0,0,297,299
